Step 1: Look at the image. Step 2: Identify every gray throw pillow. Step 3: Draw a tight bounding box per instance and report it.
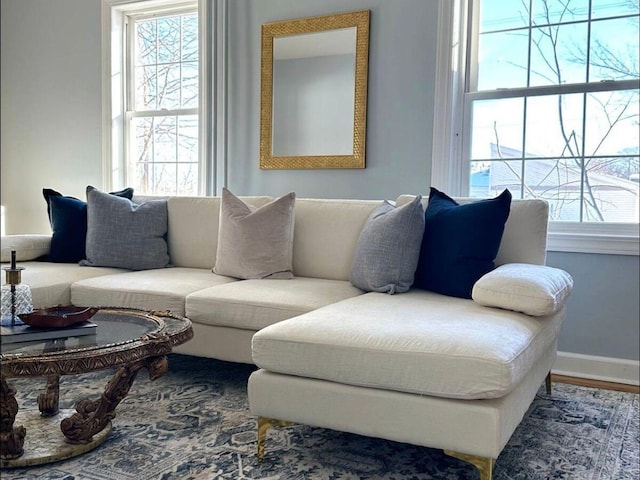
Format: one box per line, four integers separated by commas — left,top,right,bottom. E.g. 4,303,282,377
213,188,295,279
80,186,169,270
350,195,425,294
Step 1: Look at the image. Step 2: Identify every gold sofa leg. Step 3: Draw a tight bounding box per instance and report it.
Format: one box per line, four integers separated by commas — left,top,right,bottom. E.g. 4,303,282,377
545,371,552,395
257,417,294,461
444,450,494,480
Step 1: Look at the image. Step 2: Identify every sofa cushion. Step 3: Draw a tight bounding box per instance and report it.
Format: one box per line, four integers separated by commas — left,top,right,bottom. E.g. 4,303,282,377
213,188,296,279
166,195,273,269
186,277,364,330
414,188,511,298
350,195,425,294
252,290,564,400
1,261,126,308
71,267,236,316
81,186,170,271
43,187,134,263
472,263,574,316
292,199,381,281
1,235,51,262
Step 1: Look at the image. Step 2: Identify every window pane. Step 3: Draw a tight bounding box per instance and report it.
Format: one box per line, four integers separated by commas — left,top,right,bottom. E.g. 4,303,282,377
530,22,588,86
152,164,178,195
477,30,529,90
135,66,157,109
589,16,639,82
181,62,199,108
182,14,198,61
132,117,153,194
583,157,639,222
591,0,639,19
470,160,524,198
135,19,156,66
585,89,639,156
156,64,181,110
178,116,198,163
177,163,197,195
154,116,177,164
525,93,584,157
479,0,529,32
470,98,524,160
157,16,181,63
524,158,583,221
532,0,589,25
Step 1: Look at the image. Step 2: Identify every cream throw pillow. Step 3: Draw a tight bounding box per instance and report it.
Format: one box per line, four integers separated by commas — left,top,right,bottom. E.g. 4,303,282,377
213,188,295,279
472,263,573,316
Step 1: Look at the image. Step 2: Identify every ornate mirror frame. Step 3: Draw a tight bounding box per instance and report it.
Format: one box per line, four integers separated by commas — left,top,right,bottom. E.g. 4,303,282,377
260,10,370,169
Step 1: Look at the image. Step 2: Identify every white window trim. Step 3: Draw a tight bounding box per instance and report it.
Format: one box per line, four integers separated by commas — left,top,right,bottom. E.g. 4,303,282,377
432,0,640,256
101,0,217,195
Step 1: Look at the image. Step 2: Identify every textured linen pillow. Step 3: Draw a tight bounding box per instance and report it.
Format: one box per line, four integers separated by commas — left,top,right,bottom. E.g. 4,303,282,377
472,263,574,316
350,195,425,294
43,187,134,263
80,186,169,270
213,188,295,279
413,187,512,299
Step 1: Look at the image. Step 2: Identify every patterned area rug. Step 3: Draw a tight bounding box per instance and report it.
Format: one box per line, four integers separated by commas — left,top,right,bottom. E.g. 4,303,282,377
3,354,638,480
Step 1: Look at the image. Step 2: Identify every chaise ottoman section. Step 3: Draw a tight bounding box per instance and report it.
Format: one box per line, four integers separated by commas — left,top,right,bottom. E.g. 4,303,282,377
185,276,365,330
252,290,565,400
71,267,237,316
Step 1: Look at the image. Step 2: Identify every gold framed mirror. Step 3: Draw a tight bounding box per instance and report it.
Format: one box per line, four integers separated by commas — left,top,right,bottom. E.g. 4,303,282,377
260,10,370,169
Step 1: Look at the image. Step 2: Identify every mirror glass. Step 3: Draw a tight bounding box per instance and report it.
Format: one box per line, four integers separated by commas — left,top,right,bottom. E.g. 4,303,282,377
260,11,370,169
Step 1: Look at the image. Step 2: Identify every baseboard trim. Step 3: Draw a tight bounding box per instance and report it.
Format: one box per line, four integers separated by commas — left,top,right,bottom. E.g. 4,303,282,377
553,351,640,386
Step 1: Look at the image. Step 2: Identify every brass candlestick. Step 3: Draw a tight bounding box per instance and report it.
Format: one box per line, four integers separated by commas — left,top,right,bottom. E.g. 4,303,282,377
3,250,26,327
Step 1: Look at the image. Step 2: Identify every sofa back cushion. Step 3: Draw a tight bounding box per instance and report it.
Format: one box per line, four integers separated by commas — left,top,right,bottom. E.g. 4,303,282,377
396,194,549,266
166,196,273,269
292,199,381,281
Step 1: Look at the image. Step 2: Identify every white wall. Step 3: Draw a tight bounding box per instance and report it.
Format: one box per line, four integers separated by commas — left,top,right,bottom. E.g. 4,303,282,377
1,0,104,234
1,0,638,369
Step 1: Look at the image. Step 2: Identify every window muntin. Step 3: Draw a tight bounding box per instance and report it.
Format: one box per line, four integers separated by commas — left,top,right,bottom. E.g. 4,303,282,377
465,0,639,225
126,8,199,196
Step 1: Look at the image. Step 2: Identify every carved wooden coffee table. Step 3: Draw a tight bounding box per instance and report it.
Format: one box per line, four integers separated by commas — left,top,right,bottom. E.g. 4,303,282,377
0,307,193,468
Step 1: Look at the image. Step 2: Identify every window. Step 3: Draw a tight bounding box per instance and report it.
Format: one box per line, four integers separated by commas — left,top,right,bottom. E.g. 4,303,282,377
435,0,640,254
104,0,202,196
126,6,199,195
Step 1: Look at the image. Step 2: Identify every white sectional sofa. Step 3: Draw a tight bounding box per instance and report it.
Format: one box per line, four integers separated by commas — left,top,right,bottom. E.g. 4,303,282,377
1,193,572,480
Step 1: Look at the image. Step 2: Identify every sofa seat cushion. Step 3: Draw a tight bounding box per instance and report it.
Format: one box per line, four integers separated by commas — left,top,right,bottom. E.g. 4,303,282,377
1,262,127,308
71,268,236,316
186,277,364,331
252,290,565,400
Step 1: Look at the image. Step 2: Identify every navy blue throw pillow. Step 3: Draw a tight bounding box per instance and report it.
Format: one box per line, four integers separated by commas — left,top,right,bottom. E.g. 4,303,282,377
43,187,134,263
413,187,511,299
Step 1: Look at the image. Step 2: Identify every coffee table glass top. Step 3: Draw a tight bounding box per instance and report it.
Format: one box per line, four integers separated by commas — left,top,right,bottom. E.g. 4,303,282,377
0,308,193,376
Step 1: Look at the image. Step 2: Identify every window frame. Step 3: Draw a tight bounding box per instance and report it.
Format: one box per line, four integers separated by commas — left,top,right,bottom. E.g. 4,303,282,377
102,0,208,197
432,0,640,255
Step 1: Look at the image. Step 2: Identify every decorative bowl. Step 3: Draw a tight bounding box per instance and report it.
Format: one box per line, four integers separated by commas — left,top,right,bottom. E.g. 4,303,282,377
18,306,99,328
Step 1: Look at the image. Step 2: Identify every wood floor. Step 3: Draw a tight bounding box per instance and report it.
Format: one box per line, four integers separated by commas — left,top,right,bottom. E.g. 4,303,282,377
552,374,640,394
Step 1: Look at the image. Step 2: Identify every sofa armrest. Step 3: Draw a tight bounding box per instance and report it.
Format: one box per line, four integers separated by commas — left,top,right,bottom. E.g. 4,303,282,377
1,234,51,263
472,263,573,317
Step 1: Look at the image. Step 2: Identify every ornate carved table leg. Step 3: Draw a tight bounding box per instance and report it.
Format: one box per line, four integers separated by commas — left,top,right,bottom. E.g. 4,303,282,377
0,378,26,460
61,355,168,444
38,374,60,417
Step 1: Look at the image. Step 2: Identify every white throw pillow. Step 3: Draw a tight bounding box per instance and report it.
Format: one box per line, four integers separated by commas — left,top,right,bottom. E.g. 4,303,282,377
1,235,51,262
472,263,573,316
213,188,295,279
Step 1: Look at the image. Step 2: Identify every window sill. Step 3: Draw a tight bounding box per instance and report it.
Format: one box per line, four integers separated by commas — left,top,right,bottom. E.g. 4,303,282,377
548,231,640,256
